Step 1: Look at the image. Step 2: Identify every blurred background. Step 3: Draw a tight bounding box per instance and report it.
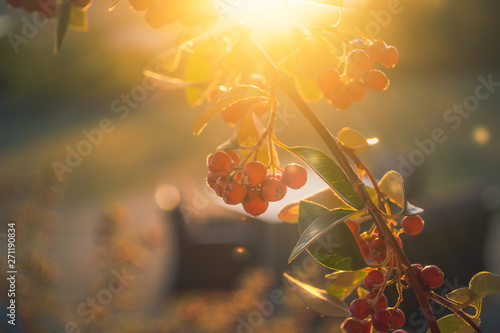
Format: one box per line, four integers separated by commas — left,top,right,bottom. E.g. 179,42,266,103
1,0,500,332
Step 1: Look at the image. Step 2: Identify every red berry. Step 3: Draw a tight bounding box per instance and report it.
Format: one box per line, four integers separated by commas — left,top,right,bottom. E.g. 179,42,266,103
388,308,406,328
371,309,394,332
365,291,388,310
396,235,404,248
260,178,287,202
282,164,307,189
363,322,372,333
37,0,58,18
345,219,360,235
208,151,234,176
349,298,372,320
421,265,444,289
241,161,267,187
345,78,366,102
330,87,353,110
22,0,38,12
401,215,424,236
356,237,370,258
206,171,217,189
316,68,342,97
213,177,230,197
364,270,384,291
242,189,268,217
379,45,399,68
341,318,365,333
220,99,253,126
222,181,247,205
349,39,367,50
346,49,374,77
367,39,387,61
393,330,409,333
129,0,152,11
224,150,240,166
369,238,387,262
365,69,390,91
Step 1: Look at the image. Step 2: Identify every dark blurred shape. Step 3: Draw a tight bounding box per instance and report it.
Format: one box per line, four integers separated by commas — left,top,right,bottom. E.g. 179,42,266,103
167,204,299,290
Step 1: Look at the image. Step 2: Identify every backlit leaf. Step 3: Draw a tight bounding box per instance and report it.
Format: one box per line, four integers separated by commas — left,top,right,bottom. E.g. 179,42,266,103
294,77,323,102
193,85,273,135
298,200,329,234
378,170,423,216
68,5,88,31
286,146,363,209
237,110,272,166
283,272,350,317
143,70,208,90
326,270,367,300
426,314,479,333
469,271,500,297
337,127,378,153
55,0,72,54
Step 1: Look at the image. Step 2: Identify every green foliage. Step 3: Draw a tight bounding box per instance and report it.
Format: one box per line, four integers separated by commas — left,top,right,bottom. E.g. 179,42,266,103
286,146,363,209
378,170,424,216
326,270,368,301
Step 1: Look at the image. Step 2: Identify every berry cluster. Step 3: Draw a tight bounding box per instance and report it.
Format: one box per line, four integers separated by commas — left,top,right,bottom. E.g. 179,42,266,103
5,0,91,18
128,0,217,29
206,151,307,217
341,269,406,333
316,38,398,110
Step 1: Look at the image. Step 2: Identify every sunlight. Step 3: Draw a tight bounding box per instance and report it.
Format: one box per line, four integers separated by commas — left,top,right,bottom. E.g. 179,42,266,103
228,0,342,29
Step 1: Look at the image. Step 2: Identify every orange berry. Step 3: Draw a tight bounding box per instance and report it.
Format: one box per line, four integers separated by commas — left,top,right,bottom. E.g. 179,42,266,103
213,176,230,197
345,78,366,102
345,219,360,235
208,151,234,176
241,161,267,187
282,164,307,189
260,177,287,202
145,3,178,29
330,87,353,110
379,45,399,68
316,68,342,97
206,171,217,189
367,39,387,62
346,49,374,77
37,0,58,18
223,181,247,205
220,99,257,126
364,69,389,91
401,215,424,236
349,38,367,50
242,189,269,217
224,150,240,167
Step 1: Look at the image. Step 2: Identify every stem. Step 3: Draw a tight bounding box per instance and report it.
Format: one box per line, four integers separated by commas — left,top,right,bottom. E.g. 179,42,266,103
429,293,483,333
277,72,441,333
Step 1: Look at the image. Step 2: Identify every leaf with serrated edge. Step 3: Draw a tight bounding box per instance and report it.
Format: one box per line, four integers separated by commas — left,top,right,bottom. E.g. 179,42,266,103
283,273,350,317
378,170,423,216
469,271,500,297
425,314,479,333
326,270,367,300
287,146,363,209
193,85,273,135
288,208,356,263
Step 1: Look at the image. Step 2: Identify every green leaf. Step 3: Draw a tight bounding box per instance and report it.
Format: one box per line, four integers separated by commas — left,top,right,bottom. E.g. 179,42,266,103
337,127,378,153
278,187,351,223
298,201,329,234
326,270,367,300
286,146,364,209
307,220,368,271
55,0,72,54
469,271,500,297
283,272,350,317
426,314,479,333
192,85,273,135
289,208,367,270
446,288,482,317
378,170,423,216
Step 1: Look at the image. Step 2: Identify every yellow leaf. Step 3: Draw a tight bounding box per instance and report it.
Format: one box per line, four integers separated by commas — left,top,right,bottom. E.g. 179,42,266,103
294,77,323,102
143,70,208,90
337,127,378,152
